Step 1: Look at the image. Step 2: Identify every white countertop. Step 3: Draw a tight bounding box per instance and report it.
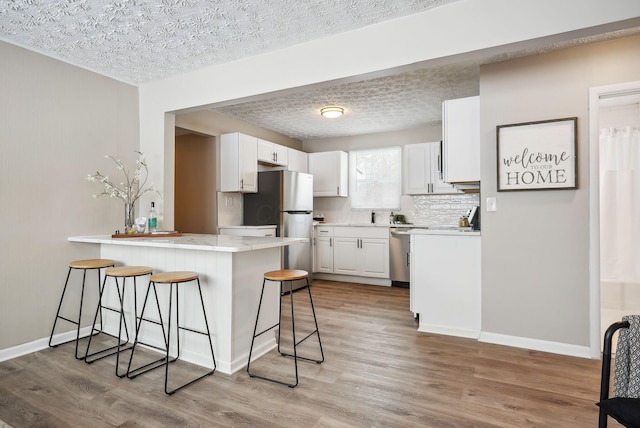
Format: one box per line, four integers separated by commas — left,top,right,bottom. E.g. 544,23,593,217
316,222,427,228
217,225,277,229
410,229,481,236
68,233,307,253
314,223,480,235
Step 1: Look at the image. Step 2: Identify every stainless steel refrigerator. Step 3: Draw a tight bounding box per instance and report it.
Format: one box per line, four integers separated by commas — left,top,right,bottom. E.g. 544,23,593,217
243,170,314,287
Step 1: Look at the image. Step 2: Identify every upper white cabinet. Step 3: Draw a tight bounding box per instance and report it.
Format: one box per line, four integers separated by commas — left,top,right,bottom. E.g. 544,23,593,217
442,96,480,183
404,142,457,195
286,147,308,173
220,132,258,193
257,138,288,167
309,151,348,197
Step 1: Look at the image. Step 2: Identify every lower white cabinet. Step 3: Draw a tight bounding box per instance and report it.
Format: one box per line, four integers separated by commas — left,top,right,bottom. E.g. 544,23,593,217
316,226,389,279
410,232,481,338
314,226,334,273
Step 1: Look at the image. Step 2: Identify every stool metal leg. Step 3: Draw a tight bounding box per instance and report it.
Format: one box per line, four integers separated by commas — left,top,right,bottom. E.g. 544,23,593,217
248,276,323,388
126,281,171,379
49,266,108,359
164,278,216,395
84,275,132,364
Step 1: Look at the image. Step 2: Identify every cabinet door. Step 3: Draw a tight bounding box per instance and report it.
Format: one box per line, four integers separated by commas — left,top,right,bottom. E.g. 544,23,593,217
443,96,480,183
429,142,458,194
239,134,258,192
257,139,288,166
273,144,288,166
287,148,308,172
257,139,274,163
333,237,359,275
404,142,457,195
315,236,334,273
359,238,390,278
221,133,257,193
404,143,432,194
309,151,348,197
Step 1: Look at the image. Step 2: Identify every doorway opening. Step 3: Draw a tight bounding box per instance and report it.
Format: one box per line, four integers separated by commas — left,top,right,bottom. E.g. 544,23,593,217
589,81,640,356
174,127,217,233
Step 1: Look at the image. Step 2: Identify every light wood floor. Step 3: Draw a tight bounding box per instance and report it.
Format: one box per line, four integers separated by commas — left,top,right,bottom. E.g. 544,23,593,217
0,280,606,427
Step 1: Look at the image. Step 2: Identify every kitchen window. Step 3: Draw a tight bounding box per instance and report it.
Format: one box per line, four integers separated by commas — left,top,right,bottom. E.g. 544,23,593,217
349,147,401,209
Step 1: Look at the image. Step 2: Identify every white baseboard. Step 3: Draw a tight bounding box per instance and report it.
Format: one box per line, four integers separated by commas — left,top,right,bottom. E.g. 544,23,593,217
313,273,391,286
418,323,480,339
0,327,94,363
479,331,593,359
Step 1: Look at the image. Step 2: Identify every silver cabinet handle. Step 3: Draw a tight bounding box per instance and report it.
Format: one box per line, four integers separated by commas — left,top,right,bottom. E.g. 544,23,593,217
330,238,332,247
240,178,244,189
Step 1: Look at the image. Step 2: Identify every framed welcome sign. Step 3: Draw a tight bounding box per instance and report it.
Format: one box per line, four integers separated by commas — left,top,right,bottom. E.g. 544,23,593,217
497,117,577,191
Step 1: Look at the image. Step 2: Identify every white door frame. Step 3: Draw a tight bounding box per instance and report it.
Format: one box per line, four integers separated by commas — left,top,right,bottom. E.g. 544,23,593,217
588,80,640,358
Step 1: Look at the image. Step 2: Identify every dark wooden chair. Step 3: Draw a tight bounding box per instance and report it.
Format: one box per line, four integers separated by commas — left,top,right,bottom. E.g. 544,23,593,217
597,320,640,427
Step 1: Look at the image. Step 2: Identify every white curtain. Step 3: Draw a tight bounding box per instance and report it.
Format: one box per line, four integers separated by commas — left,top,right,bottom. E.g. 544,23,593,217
600,127,640,283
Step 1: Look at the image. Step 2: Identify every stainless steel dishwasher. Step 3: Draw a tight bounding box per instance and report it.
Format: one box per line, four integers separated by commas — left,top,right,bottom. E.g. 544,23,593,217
389,228,412,286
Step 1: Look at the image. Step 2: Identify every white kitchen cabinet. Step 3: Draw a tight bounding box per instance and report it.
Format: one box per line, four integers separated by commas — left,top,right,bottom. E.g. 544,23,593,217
218,226,277,237
220,132,258,193
332,227,389,278
404,142,457,195
257,138,288,167
286,147,308,173
308,151,348,197
410,231,481,338
442,96,480,183
314,226,334,273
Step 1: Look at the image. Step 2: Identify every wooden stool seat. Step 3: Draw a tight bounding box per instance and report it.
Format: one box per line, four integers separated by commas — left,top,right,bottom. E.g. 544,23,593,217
106,266,153,278
264,269,308,282
150,271,199,283
49,258,116,359
69,259,116,270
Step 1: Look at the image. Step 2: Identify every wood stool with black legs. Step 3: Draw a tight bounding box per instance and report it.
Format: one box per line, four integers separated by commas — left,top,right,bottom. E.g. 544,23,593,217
247,269,324,388
84,266,152,378
126,271,216,395
49,259,115,359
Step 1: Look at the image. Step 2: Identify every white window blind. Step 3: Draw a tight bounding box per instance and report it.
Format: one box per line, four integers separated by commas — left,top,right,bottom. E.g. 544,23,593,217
349,147,401,209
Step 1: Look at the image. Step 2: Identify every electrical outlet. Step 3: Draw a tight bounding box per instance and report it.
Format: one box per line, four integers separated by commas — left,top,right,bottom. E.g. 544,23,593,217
486,197,497,212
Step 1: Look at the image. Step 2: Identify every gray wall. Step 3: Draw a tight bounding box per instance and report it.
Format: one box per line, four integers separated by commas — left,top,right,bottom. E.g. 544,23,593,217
480,35,640,346
0,41,139,350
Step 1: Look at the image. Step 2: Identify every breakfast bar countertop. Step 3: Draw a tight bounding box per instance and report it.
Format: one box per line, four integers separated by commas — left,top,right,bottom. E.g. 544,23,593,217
68,233,307,253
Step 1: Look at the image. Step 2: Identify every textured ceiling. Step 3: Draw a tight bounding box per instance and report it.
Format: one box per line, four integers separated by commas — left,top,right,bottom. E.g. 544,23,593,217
0,0,458,84
1,1,639,141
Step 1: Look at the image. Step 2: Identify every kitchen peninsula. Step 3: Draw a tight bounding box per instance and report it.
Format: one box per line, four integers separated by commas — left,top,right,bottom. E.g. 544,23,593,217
68,233,307,374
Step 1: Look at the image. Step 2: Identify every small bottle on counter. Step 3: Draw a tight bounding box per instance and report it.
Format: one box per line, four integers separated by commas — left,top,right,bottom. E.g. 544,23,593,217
390,212,394,224
148,202,157,233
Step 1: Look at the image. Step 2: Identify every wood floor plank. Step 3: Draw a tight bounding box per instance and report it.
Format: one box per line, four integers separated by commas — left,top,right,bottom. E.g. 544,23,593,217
0,279,609,427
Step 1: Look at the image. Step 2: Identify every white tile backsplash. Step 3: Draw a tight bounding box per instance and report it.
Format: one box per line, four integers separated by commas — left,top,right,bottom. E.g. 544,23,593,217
312,193,480,226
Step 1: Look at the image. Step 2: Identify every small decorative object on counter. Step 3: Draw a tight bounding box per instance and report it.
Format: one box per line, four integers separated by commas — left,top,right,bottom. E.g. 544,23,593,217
134,217,147,233
148,202,157,233
458,216,470,227
390,212,394,224
87,151,161,233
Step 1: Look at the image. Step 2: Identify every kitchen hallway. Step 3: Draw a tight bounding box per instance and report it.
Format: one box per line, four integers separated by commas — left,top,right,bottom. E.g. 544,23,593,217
0,280,602,427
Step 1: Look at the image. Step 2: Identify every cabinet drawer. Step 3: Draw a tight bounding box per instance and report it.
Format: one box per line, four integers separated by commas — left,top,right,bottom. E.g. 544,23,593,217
315,226,334,236
333,226,389,239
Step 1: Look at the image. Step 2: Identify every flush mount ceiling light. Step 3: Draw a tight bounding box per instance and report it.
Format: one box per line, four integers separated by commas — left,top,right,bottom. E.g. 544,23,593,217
320,106,344,118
